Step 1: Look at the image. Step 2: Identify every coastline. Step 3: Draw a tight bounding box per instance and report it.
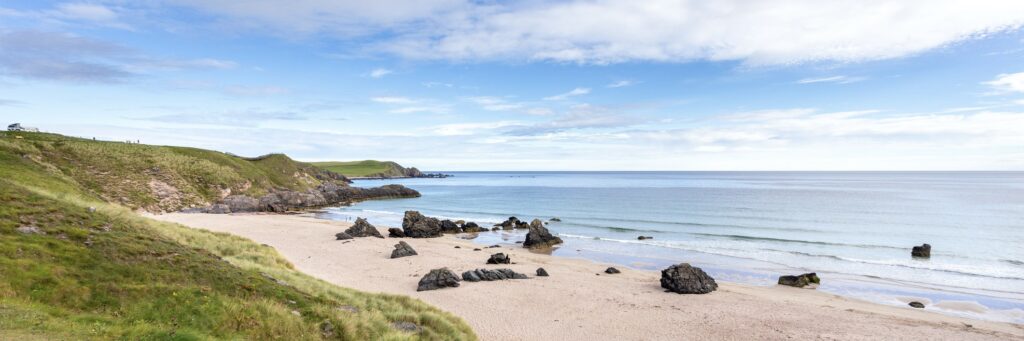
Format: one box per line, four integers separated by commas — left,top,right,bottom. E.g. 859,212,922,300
150,213,1024,340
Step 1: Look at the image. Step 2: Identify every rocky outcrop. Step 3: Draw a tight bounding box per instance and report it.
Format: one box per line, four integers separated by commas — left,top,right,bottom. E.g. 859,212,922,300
417,268,460,291
193,184,419,213
777,273,820,288
461,222,483,233
402,211,443,238
523,218,563,249
440,220,462,234
487,253,511,264
461,268,528,282
388,228,406,238
912,243,931,258
343,218,384,238
536,268,549,277
605,267,621,274
660,263,717,294
391,241,418,259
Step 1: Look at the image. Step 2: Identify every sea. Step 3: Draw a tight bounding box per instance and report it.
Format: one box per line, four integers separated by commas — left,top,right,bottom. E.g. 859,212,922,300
315,171,1024,323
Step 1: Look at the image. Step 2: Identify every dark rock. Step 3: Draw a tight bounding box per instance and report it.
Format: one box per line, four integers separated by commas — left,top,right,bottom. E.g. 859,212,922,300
388,228,406,238
637,236,653,240
343,217,384,238
912,243,931,258
461,268,528,282
473,248,481,251
661,263,718,294
549,217,561,222
487,244,501,248
909,301,925,308
440,219,462,234
392,321,422,333
523,218,563,249
335,232,353,240
491,227,500,231
777,273,821,288
200,184,419,214
495,217,520,230
454,246,461,249
390,241,418,259
416,268,461,291
515,221,530,229
487,253,511,264
605,267,621,274
461,222,483,233
536,268,549,276
402,211,443,238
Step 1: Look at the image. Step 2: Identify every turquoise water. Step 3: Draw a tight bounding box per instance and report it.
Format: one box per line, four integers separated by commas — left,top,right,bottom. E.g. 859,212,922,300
316,171,1024,322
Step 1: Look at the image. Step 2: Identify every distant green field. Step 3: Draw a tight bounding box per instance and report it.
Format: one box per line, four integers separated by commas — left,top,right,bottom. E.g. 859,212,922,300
0,132,476,340
311,160,406,177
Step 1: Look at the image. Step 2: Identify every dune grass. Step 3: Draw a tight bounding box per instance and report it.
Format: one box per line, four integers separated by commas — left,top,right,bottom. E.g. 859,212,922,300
0,133,476,340
310,160,406,178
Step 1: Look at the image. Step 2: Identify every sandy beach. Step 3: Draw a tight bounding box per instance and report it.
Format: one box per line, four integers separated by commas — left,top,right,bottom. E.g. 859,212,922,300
151,213,1024,341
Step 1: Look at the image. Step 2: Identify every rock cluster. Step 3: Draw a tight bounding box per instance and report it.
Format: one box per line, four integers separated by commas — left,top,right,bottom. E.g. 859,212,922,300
342,217,384,238
487,253,511,264
495,217,529,230
402,211,443,238
777,273,820,288
461,268,528,282
417,268,461,291
390,241,418,259
660,263,717,294
912,243,931,258
523,219,563,249
189,184,420,213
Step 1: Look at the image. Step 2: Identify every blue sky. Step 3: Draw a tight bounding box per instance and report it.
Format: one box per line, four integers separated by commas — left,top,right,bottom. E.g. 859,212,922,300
2,1,1024,170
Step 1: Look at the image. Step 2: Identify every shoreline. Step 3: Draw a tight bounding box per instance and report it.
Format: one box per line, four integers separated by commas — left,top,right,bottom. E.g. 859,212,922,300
150,213,1024,340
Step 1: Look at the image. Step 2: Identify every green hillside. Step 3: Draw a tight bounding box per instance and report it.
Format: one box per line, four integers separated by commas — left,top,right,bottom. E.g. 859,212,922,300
311,160,412,178
0,132,475,340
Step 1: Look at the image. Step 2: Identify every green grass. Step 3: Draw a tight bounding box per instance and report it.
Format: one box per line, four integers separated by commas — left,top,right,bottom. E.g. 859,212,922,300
0,132,476,340
310,160,408,178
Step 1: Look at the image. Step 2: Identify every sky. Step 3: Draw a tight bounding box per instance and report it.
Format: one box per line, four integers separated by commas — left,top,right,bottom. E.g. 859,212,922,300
1,1,1024,171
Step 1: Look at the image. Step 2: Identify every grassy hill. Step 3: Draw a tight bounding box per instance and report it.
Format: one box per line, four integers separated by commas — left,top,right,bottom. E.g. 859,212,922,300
0,132,475,340
311,160,416,178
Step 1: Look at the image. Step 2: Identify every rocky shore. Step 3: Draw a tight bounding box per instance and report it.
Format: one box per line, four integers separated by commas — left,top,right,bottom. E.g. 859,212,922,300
184,183,420,214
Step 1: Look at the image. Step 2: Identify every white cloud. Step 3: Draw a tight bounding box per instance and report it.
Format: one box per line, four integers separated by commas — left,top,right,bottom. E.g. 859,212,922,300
796,75,866,84
371,96,416,104
164,1,1024,65
53,3,118,22
222,85,289,96
368,68,393,78
543,87,590,101
390,106,449,114
606,80,636,88
986,72,1024,94
431,121,522,136
465,96,525,111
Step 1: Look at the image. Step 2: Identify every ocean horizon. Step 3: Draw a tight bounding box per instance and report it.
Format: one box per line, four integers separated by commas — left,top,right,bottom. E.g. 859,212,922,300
319,171,1024,323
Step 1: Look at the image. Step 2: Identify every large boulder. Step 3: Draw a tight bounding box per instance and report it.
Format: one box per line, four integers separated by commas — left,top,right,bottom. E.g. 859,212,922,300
343,217,384,238
387,228,406,238
402,211,443,238
440,219,462,234
777,273,820,288
523,219,563,249
486,253,511,264
391,241,418,259
660,263,717,294
912,243,931,258
417,268,461,291
461,268,528,282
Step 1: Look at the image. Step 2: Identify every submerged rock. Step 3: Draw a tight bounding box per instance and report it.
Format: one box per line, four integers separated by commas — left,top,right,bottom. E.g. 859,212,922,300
461,268,529,282
912,243,931,258
909,301,925,308
487,253,511,264
387,228,406,238
777,273,820,288
390,241,418,259
402,211,443,238
549,217,561,222
661,263,717,294
334,232,353,240
605,267,621,274
343,217,384,238
637,236,653,240
536,268,549,277
523,219,563,249
417,268,461,291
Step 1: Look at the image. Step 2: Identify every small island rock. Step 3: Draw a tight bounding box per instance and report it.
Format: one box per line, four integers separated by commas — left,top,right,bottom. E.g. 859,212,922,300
523,218,564,249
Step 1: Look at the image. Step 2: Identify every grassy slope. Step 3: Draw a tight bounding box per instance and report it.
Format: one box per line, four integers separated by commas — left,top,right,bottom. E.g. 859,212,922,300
0,132,343,212
0,133,476,340
310,160,408,178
